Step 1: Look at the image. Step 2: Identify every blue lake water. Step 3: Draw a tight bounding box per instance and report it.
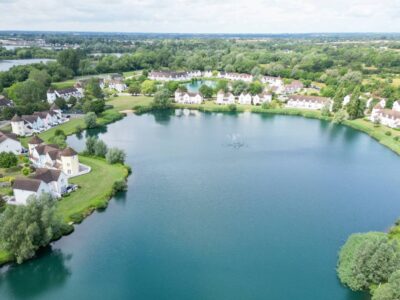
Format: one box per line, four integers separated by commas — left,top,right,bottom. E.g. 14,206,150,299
0,59,54,71
2,111,399,300
185,80,216,92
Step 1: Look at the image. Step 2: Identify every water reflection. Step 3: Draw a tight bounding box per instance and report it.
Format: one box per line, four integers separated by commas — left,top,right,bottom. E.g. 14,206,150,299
0,248,71,299
150,110,175,125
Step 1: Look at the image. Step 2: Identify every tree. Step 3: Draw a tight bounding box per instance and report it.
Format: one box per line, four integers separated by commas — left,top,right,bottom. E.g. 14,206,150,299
84,112,97,129
94,140,108,157
54,97,68,110
372,270,400,300
248,81,263,95
140,80,156,96
337,232,400,291
231,80,248,96
84,78,104,99
0,194,61,263
28,69,51,87
346,87,364,120
106,148,126,164
0,152,18,168
128,82,141,95
82,99,105,115
57,49,81,75
199,85,213,99
321,104,331,117
215,80,228,93
333,109,349,124
7,79,47,104
152,88,172,110
85,136,97,155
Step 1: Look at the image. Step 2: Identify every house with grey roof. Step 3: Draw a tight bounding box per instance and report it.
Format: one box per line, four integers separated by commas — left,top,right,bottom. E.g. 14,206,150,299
0,131,22,154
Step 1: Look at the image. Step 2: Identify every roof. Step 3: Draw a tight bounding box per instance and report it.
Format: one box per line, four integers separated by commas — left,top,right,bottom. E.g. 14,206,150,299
56,87,78,95
61,147,78,157
13,178,42,192
32,168,62,183
11,114,22,122
378,109,400,120
35,144,60,156
28,135,44,145
0,96,13,108
0,131,19,144
22,115,40,124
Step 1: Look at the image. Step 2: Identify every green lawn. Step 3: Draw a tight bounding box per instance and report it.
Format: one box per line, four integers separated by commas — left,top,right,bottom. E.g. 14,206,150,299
51,80,76,89
56,156,129,223
107,95,152,112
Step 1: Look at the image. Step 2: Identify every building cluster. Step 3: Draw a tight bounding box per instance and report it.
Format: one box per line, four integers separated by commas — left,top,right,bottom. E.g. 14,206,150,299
10,104,68,136
47,84,84,104
174,90,204,104
99,74,127,92
216,90,273,105
370,100,400,128
286,95,333,111
10,135,88,205
149,70,212,81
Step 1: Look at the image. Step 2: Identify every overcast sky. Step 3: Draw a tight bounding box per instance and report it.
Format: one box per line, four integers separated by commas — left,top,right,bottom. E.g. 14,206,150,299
0,0,399,33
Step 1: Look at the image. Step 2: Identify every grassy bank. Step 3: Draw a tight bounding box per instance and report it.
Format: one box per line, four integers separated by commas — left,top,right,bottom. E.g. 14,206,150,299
0,156,129,265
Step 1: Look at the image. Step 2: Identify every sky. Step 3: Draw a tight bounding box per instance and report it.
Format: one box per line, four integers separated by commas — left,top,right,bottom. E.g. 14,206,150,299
0,0,399,33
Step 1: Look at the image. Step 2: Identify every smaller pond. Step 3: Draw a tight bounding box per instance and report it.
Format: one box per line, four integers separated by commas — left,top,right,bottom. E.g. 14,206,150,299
185,80,216,92
0,58,55,71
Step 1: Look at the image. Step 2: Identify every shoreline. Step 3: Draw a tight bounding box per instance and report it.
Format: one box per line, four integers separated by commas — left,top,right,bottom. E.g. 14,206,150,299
1,97,400,268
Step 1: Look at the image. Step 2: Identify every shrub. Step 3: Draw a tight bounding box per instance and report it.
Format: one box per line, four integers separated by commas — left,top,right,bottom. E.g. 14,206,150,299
0,152,18,168
54,129,65,137
228,104,237,112
75,124,83,133
84,136,97,155
106,148,126,164
394,136,400,142
94,140,108,158
112,180,127,195
84,112,97,129
21,167,31,176
385,131,392,136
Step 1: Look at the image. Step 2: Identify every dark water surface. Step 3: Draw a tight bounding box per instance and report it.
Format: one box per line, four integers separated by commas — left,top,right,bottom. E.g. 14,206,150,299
2,111,398,300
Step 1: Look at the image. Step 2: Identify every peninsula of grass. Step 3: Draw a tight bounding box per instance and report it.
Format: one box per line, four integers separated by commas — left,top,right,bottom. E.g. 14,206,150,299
0,155,129,266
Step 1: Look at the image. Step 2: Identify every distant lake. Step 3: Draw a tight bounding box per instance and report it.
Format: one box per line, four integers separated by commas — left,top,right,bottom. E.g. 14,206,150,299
185,80,216,92
0,58,55,71
2,111,399,299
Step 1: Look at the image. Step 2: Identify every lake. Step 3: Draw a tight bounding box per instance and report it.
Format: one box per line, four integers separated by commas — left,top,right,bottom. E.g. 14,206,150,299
2,110,400,300
0,59,55,71
185,80,216,92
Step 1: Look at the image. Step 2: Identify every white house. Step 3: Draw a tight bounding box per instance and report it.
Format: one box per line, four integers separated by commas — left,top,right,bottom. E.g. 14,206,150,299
262,76,283,87
286,95,333,111
12,168,68,205
28,138,80,177
393,101,400,112
370,108,400,129
108,79,127,92
216,91,235,105
12,178,51,205
149,71,191,81
284,80,304,94
47,87,83,104
175,91,203,104
343,95,351,106
0,132,22,154
238,93,252,105
11,114,43,136
253,92,272,105
0,96,14,111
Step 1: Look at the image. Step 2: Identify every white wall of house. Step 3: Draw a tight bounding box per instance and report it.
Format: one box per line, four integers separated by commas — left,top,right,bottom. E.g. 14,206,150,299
13,181,50,206
0,138,22,154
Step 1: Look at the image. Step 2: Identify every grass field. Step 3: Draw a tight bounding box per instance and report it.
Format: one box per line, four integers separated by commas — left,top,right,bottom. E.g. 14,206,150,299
56,156,129,223
107,95,152,112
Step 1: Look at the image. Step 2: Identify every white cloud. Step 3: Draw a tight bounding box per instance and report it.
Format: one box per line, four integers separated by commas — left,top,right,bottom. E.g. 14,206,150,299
0,0,399,33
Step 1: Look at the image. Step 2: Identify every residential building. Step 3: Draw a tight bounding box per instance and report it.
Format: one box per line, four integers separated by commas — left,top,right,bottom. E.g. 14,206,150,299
370,108,400,129
175,91,203,104
343,95,351,106
0,95,14,111
0,131,22,154
286,95,333,111
12,168,68,205
216,91,235,105
47,87,83,104
284,80,304,94
28,138,80,177
393,100,400,112
253,92,272,105
238,93,252,105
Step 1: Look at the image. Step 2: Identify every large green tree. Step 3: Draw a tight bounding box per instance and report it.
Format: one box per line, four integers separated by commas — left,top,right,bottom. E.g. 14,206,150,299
337,232,400,291
152,88,172,110
0,194,62,263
